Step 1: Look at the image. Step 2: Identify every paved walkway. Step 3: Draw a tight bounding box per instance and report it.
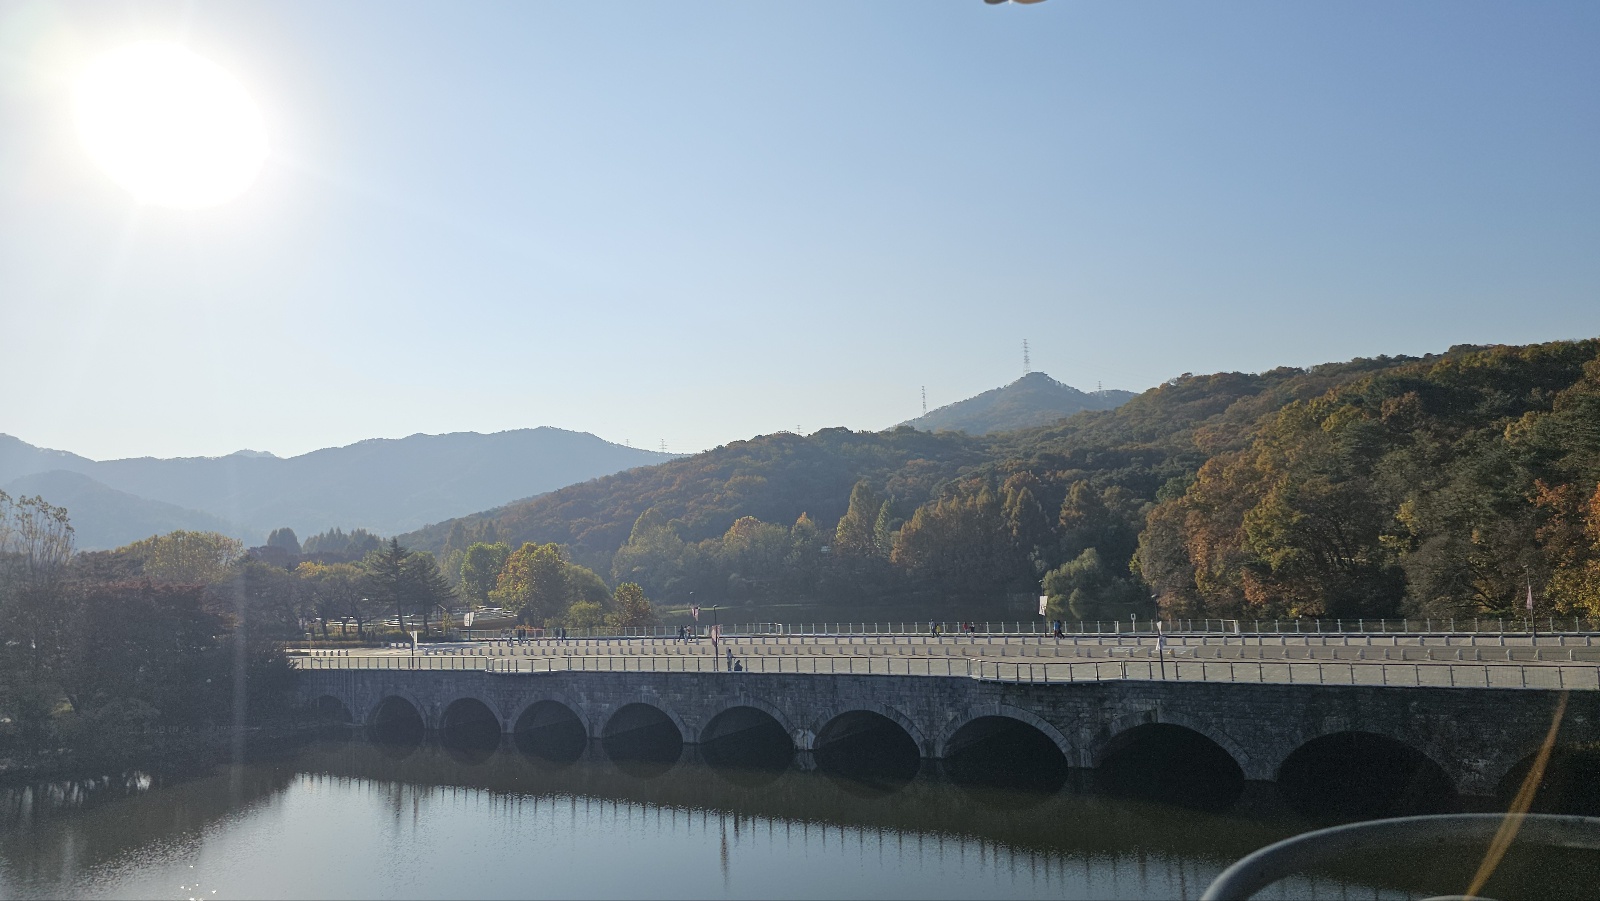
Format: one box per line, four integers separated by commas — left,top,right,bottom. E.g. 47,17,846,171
289,631,1600,689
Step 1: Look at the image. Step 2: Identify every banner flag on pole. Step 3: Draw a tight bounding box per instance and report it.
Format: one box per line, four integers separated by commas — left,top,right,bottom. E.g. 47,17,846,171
691,604,700,622
1038,595,1049,616
1527,583,1535,612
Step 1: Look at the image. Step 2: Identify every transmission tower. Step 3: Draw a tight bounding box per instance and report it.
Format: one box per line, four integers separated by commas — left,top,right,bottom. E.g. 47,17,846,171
921,385,927,416
1023,339,1031,375
659,438,667,453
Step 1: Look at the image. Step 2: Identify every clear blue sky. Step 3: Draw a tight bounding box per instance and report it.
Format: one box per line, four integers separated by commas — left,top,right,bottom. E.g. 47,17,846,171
2,0,1597,460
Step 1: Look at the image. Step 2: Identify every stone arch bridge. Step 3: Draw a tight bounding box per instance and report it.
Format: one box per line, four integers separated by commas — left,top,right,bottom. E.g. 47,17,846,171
296,669,1595,796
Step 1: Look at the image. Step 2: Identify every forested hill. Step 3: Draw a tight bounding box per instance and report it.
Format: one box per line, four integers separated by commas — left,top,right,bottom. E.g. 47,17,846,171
403,427,993,574
403,340,1600,625
901,371,1133,435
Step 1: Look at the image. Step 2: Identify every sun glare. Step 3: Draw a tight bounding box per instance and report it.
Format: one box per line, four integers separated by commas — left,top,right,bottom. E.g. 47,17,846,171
74,42,267,210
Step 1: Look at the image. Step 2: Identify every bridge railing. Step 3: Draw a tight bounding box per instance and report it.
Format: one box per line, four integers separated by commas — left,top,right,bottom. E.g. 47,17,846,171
289,653,1600,689
457,616,1600,641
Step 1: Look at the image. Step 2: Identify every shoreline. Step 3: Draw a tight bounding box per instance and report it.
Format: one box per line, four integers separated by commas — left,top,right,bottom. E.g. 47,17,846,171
0,719,330,788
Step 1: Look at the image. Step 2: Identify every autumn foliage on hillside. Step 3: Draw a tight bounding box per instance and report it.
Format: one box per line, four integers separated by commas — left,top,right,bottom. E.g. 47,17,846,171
409,340,1600,621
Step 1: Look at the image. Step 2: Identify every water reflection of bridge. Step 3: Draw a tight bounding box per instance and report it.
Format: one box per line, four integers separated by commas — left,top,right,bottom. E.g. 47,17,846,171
295,737,1297,866
294,738,1600,900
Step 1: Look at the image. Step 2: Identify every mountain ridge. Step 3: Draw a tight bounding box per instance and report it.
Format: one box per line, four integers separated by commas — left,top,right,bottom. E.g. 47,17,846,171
0,427,677,547
901,372,1134,435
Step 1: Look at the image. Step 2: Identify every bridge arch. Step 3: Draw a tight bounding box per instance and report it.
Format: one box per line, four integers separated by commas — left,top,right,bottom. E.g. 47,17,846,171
810,702,928,757
701,697,798,746
438,694,504,733
364,691,429,730
936,705,1073,761
1093,710,1255,778
601,700,687,769
310,694,354,724
599,698,692,744
508,692,592,738
1093,716,1247,809
439,696,502,762
1493,743,1600,815
1276,730,1455,816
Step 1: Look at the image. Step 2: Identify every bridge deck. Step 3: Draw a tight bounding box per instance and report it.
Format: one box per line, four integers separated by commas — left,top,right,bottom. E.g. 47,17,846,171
290,633,1600,689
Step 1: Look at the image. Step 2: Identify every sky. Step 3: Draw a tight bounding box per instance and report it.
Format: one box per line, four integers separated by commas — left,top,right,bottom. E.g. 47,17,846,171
2,0,1597,461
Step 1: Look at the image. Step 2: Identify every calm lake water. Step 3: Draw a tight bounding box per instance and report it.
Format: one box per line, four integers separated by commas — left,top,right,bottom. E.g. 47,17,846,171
1,729,1593,900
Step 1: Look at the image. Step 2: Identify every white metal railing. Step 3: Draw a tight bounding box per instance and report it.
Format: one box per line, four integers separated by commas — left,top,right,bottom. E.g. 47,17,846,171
443,616,1600,642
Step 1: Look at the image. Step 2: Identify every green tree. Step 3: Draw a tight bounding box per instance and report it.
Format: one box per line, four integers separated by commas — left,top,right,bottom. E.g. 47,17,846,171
363,539,414,633
719,516,790,593
563,562,612,608
1043,548,1148,621
610,507,687,598
891,486,1012,592
606,582,658,628
563,599,606,629
217,558,304,640
295,561,367,638
493,542,569,626
872,502,895,558
120,530,243,584
833,481,885,558
266,527,301,556
402,551,456,634
458,542,510,607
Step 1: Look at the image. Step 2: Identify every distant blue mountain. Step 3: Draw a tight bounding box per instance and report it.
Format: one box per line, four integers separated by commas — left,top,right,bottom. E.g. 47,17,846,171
2,470,235,551
0,429,676,548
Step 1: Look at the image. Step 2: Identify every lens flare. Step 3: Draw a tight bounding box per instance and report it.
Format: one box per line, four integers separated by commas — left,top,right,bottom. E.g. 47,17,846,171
74,42,268,209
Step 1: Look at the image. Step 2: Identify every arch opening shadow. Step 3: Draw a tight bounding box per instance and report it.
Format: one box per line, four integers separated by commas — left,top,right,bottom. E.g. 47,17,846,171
1495,744,1600,816
1097,723,1244,811
311,695,353,725
440,698,501,763
701,707,794,783
1278,731,1455,820
814,711,921,796
944,716,1069,799
367,695,425,755
601,703,683,771
514,701,587,765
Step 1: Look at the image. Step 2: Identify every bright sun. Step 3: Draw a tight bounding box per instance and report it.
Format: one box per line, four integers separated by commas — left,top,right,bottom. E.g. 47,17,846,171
75,42,267,210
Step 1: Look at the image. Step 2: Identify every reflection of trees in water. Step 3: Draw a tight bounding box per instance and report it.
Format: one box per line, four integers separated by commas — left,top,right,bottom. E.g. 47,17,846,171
292,739,1292,865
0,764,291,888
12,740,1593,899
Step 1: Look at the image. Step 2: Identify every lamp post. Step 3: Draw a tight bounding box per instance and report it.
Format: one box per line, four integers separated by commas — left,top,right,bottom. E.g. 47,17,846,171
1157,620,1168,680
710,605,722,670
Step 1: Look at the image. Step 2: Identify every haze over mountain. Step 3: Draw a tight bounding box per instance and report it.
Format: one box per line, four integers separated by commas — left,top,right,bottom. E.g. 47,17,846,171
0,429,675,549
901,372,1134,435
1,470,235,551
